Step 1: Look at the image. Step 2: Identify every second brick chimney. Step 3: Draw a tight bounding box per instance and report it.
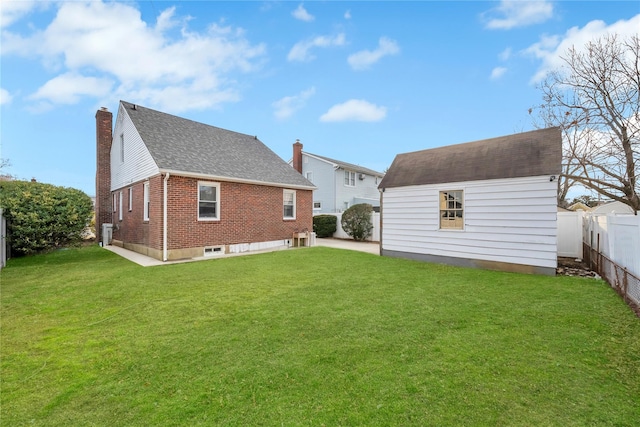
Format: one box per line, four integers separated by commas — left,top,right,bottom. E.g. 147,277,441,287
293,139,303,174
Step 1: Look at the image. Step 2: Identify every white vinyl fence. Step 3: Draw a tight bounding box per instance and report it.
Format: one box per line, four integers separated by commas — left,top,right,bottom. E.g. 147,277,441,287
317,212,380,242
557,211,584,258
584,213,640,279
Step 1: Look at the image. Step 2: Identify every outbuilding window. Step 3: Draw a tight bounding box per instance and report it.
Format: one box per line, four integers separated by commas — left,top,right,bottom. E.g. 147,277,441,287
198,182,220,221
439,190,464,229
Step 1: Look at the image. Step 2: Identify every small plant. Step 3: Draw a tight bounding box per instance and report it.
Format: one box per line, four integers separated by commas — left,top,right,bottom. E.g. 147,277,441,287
313,214,337,238
341,203,373,241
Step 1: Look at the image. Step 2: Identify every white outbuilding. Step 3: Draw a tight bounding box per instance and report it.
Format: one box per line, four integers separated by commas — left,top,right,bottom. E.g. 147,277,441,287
378,127,562,275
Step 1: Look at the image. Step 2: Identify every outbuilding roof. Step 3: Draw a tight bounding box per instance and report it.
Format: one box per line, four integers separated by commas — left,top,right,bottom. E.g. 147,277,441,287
378,127,561,189
121,101,314,189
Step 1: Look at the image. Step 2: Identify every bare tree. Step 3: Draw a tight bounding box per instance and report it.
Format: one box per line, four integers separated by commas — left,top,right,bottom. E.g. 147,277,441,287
531,34,639,213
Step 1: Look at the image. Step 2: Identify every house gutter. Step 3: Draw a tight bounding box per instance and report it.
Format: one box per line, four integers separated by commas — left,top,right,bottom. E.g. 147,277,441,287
163,172,170,262
158,168,316,191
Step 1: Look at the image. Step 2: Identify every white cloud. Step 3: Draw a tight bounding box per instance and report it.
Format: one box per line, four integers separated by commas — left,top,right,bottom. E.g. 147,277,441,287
292,4,314,22
490,67,508,80
288,33,346,62
0,0,45,27
344,10,352,20
1,1,266,112
483,0,554,30
272,87,316,120
0,88,13,105
526,14,640,83
320,99,386,122
348,37,400,70
499,47,512,61
29,72,114,105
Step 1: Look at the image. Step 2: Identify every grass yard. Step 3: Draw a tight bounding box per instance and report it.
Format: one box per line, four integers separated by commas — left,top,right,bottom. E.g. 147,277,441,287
2,245,640,426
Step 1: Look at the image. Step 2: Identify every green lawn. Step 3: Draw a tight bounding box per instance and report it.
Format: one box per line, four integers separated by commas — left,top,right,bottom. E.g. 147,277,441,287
2,245,639,426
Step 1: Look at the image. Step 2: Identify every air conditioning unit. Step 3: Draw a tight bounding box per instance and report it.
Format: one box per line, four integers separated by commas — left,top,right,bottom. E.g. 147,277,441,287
358,173,365,180
102,223,113,246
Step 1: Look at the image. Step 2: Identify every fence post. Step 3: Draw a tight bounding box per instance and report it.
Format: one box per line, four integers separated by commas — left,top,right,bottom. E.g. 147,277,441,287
623,268,628,301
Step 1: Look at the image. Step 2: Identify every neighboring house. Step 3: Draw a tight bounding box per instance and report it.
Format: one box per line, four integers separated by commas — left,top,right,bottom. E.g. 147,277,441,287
591,200,635,215
378,128,562,276
95,101,315,261
567,202,592,212
290,140,385,213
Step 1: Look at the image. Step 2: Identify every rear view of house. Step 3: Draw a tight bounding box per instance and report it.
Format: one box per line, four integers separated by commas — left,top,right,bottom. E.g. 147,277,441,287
96,101,315,261
378,128,562,275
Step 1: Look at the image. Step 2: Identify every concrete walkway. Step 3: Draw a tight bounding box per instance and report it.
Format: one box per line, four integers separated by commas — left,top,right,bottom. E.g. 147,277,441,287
103,238,379,267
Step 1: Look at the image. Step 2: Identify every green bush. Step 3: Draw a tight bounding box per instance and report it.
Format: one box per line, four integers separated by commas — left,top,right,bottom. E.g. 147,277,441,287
313,214,337,238
0,180,94,256
341,204,373,241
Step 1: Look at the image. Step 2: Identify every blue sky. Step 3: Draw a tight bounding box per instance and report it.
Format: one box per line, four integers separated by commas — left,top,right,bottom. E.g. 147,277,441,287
1,1,638,197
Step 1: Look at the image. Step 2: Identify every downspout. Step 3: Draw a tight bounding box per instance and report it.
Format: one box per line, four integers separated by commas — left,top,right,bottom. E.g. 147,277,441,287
163,173,170,261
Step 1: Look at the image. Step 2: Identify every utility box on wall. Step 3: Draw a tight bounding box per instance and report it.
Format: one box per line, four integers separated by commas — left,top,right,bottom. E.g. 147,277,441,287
102,223,113,246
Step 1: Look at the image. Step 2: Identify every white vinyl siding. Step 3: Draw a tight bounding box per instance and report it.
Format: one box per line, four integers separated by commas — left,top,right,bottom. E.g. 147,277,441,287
111,104,159,191
381,176,558,269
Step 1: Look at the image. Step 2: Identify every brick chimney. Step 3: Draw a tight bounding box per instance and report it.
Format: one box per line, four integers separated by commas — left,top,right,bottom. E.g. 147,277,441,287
293,139,303,174
95,107,113,244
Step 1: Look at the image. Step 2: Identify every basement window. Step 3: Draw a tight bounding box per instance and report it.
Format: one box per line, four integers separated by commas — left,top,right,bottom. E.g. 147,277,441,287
204,246,224,256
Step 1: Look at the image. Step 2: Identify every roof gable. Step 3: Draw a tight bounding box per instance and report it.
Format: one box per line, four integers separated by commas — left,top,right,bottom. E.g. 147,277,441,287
378,127,561,189
303,152,384,177
120,101,314,189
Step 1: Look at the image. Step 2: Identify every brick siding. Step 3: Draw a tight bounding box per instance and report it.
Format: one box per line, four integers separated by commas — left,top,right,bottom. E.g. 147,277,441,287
111,174,312,254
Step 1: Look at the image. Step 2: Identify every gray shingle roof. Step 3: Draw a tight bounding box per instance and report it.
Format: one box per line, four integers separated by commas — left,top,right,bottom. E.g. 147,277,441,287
305,152,385,177
378,127,562,189
121,101,314,189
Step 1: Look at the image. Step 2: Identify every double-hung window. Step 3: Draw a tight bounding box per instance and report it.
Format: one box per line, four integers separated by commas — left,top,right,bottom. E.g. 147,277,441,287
198,182,220,221
439,190,464,230
344,170,356,187
118,191,123,221
128,187,133,211
283,189,296,220
143,182,150,221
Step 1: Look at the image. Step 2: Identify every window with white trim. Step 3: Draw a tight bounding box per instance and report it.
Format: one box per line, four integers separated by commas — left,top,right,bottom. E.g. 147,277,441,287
313,201,321,210
143,182,150,221
283,189,296,219
118,191,123,221
439,190,464,230
128,187,132,211
120,134,125,163
113,193,117,213
198,182,220,221
344,170,356,187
